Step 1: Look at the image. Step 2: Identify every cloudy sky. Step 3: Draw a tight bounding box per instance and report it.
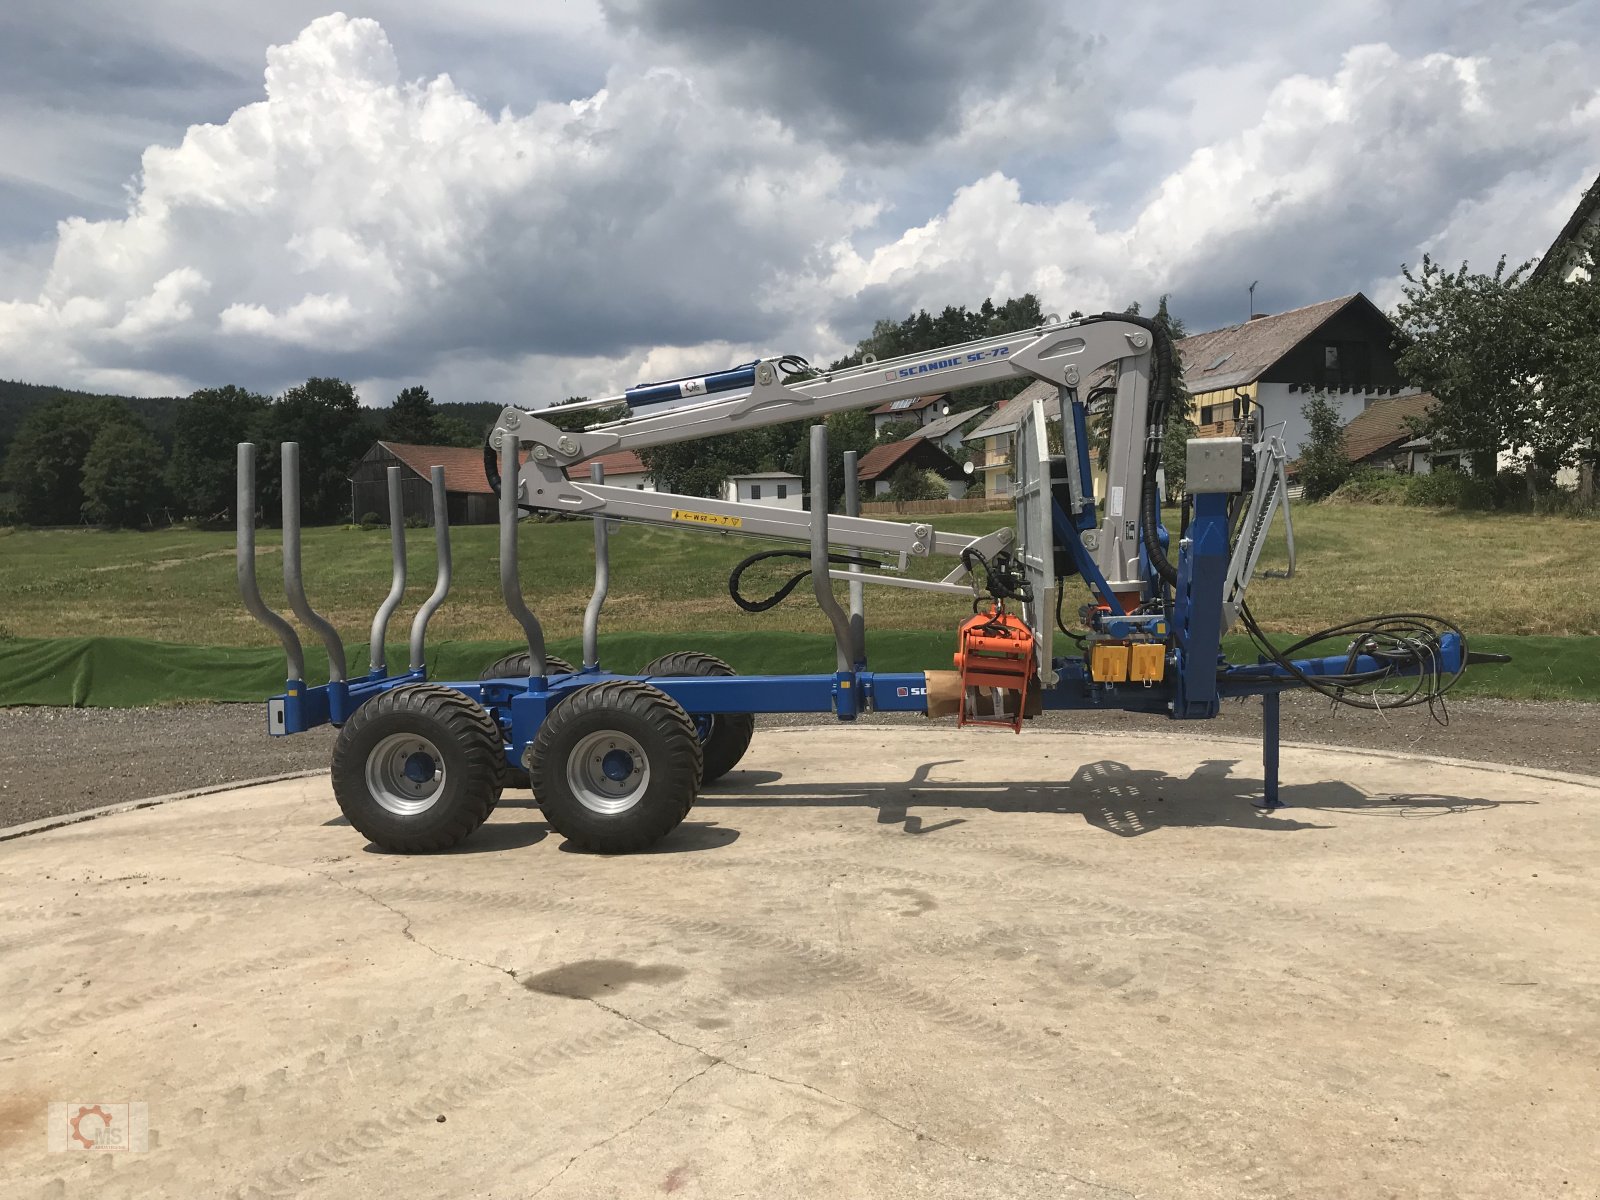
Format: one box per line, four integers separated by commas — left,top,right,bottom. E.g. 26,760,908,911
1,1,1597,406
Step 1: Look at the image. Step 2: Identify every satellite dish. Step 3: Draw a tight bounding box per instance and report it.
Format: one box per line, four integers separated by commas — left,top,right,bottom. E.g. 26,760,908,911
962,461,976,477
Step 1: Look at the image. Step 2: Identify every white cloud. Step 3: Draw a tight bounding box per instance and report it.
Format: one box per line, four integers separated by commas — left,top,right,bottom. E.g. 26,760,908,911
830,43,1600,328
1,13,1597,404
0,13,866,397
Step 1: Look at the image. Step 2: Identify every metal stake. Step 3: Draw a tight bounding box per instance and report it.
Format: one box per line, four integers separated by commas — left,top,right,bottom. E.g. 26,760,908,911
499,437,547,676
408,466,451,673
582,462,609,670
809,425,855,673
369,466,407,674
235,443,305,682
842,449,866,668
280,441,346,683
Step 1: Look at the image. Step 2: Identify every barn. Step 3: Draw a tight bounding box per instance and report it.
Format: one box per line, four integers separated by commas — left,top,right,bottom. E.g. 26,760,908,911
350,442,652,525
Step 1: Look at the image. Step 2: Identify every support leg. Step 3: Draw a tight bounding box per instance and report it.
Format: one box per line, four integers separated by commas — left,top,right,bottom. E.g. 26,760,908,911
1257,690,1282,811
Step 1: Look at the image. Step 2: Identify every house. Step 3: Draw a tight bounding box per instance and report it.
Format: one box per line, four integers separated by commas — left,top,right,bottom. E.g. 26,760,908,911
1531,169,1599,285
1178,294,1417,458
351,441,512,526
581,450,655,490
866,393,948,436
964,380,1061,499
905,405,990,453
855,438,969,499
722,471,802,508
350,441,651,525
1337,391,1439,473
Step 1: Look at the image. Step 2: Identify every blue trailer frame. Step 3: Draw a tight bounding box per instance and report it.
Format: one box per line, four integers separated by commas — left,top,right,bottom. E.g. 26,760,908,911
240,437,1470,817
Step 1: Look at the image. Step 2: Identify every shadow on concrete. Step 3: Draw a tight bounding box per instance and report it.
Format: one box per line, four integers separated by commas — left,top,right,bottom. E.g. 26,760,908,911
554,820,741,856
695,757,1521,838
358,817,551,855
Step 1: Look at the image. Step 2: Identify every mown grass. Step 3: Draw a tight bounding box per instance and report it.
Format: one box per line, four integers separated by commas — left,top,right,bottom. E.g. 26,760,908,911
1,503,1596,648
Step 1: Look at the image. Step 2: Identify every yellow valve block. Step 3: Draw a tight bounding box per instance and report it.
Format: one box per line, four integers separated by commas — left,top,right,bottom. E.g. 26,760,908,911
1090,643,1130,683
1129,642,1166,682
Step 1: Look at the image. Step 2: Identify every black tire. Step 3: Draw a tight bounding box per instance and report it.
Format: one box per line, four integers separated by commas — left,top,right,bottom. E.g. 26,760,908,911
331,684,504,853
528,681,701,853
640,652,755,785
478,652,576,680
478,652,577,791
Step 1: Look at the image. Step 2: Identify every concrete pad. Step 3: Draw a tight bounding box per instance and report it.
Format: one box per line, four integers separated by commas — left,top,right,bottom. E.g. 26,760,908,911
2,727,1596,1199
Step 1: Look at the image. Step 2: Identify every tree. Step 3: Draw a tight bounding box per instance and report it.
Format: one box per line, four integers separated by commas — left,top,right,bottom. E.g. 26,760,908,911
1297,392,1351,501
875,418,921,443
784,408,877,509
1153,296,1196,498
540,397,628,433
83,421,166,526
166,385,270,521
0,394,136,524
262,378,376,523
433,414,480,448
1520,237,1600,497
887,464,948,503
386,386,440,443
638,428,776,498
1394,247,1600,498
828,293,1049,411
1393,254,1539,483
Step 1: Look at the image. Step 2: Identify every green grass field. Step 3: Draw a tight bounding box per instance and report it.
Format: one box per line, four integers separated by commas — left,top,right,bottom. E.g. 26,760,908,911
1,505,1597,702
3,504,1597,643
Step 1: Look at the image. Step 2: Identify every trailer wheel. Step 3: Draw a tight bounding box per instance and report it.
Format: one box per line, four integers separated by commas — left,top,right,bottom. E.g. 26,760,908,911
529,681,701,853
478,652,577,680
478,652,576,790
331,684,504,853
640,652,755,785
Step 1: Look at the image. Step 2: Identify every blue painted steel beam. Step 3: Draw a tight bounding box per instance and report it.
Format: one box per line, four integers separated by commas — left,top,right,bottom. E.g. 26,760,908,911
1172,492,1230,718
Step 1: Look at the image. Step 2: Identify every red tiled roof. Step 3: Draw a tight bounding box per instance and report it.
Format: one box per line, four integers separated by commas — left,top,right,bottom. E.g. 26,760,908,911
378,442,647,493
856,437,962,482
855,440,920,480
1177,295,1368,394
378,441,511,495
584,450,648,478
1340,392,1434,463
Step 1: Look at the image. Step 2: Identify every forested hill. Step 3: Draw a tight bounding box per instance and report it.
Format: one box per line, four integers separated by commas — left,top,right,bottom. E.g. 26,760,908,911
0,379,502,460
0,380,183,459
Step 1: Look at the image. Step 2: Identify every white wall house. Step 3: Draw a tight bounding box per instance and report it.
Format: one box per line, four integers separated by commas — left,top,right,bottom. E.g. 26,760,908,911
1244,382,1420,455
586,449,656,490
867,393,948,436
910,405,989,453
722,471,803,508
1179,294,1418,461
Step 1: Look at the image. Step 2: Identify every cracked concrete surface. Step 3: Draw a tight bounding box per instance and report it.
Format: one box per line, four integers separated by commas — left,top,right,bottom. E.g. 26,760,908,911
2,727,1598,1199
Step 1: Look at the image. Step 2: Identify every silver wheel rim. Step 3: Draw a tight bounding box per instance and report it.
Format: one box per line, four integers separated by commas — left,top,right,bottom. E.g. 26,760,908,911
366,732,446,816
567,730,650,814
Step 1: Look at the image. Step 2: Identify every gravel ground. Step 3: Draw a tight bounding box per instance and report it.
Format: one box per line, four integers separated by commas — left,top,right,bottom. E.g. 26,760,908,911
3,694,1595,829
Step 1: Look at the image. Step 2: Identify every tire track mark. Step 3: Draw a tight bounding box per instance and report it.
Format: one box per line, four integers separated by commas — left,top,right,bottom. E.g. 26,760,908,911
362,882,1289,1197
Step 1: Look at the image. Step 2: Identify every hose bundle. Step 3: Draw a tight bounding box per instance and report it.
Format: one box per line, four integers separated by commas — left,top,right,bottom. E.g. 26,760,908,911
1232,606,1470,723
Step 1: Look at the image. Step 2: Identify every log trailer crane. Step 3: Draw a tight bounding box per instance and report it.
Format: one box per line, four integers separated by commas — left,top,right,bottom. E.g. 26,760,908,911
237,312,1499,853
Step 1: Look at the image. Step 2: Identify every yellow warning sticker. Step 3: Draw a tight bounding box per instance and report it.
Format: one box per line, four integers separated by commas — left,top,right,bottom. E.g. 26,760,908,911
671,509,743,529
